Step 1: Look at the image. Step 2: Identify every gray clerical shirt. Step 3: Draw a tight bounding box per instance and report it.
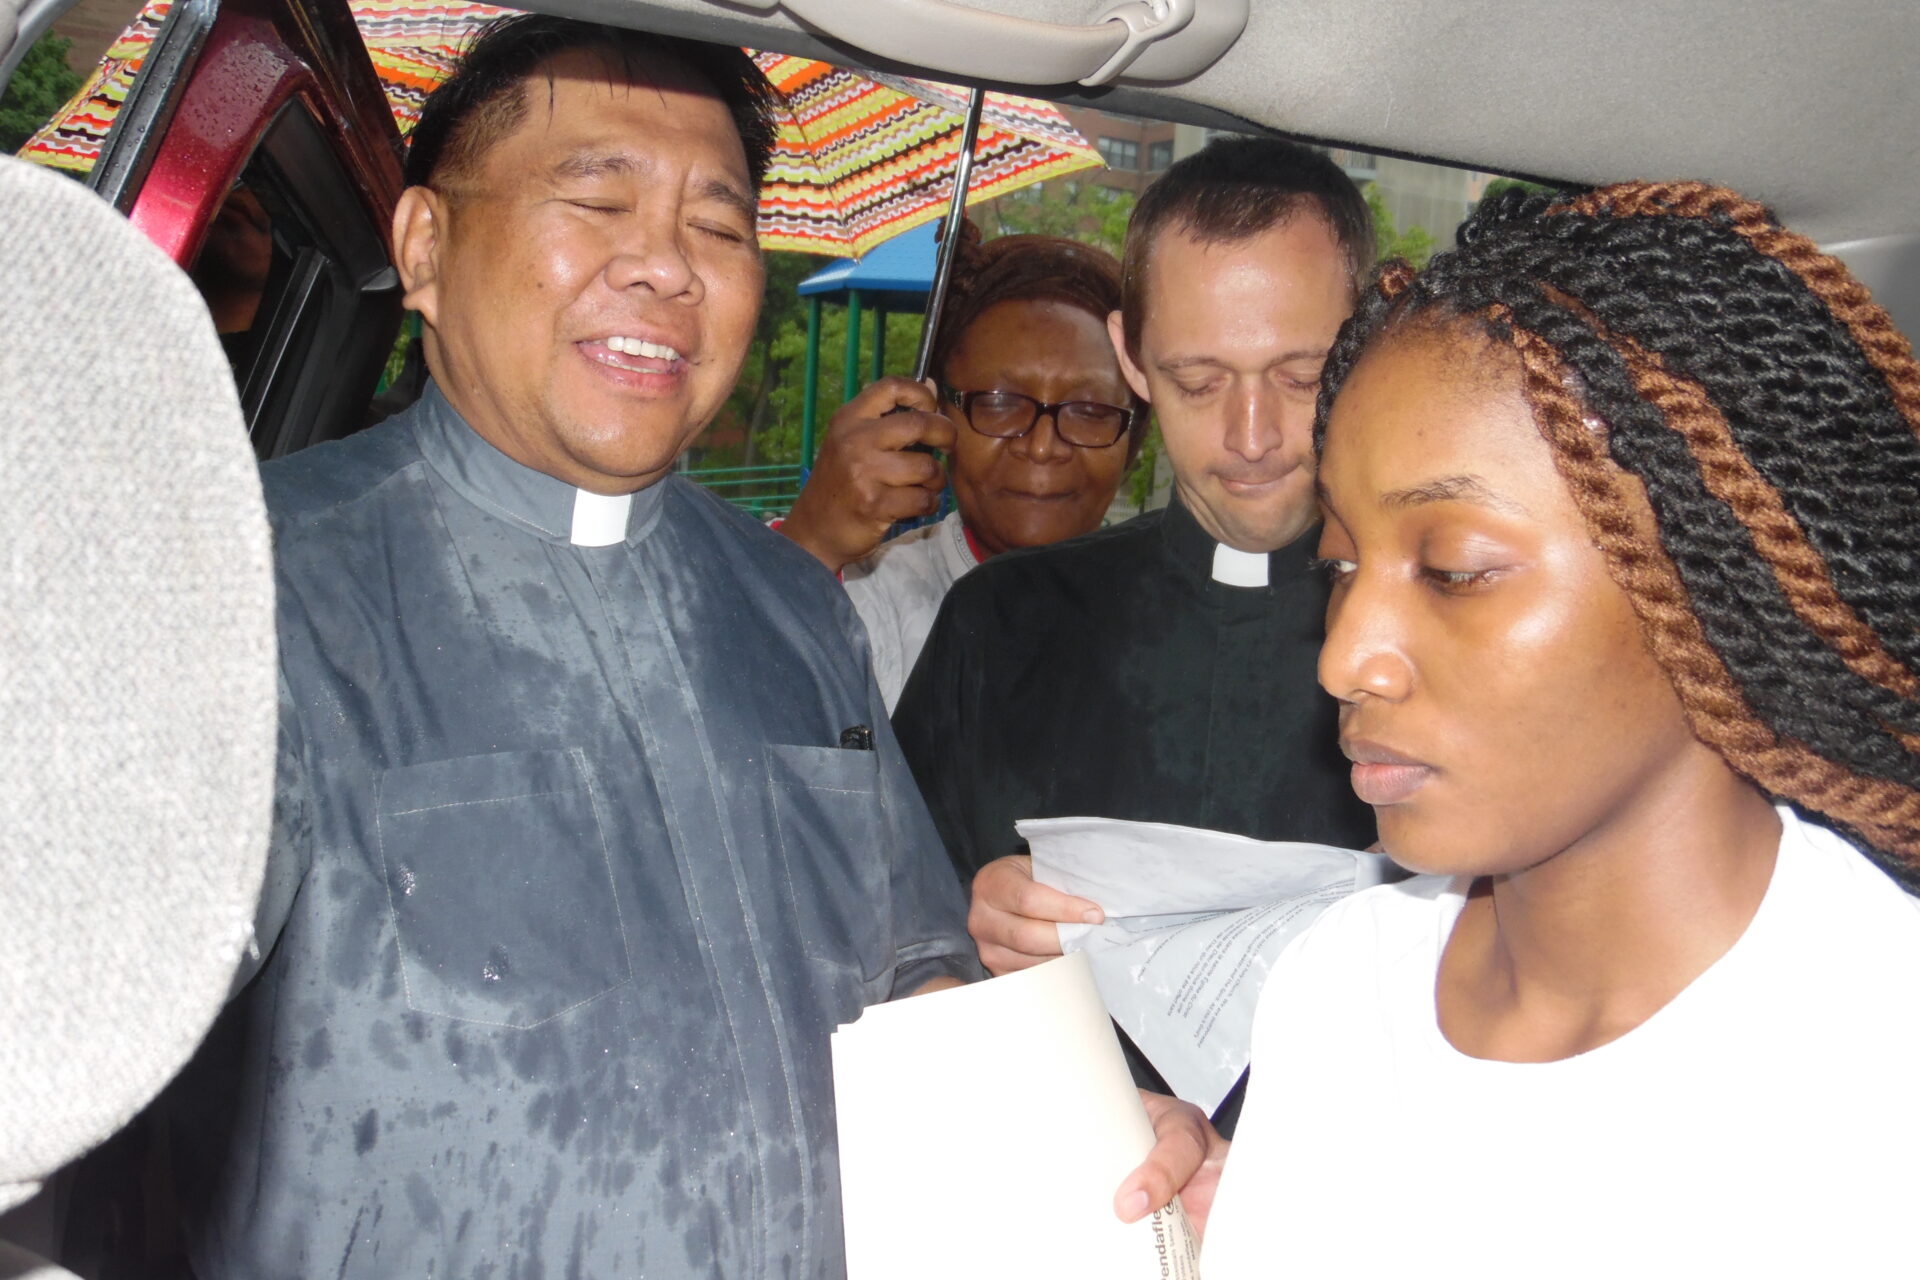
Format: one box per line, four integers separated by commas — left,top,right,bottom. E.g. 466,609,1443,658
161,382,979,1279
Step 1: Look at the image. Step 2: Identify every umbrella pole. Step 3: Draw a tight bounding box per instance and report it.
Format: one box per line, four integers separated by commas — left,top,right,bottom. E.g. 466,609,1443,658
911,85,987,383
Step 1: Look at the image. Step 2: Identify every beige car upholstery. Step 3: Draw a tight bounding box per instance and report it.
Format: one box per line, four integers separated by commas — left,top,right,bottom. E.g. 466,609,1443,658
519,0,1920,327
0,155,276,1270
559,0,1915,242
5,0,1913,313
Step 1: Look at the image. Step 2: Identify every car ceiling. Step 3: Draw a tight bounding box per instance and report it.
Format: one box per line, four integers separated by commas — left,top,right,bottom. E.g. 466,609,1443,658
7,0,1914,311
524,0,1915,253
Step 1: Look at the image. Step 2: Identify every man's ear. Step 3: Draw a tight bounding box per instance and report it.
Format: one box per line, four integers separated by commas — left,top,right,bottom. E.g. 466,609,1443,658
1107,309,1152,404
392,185,448,328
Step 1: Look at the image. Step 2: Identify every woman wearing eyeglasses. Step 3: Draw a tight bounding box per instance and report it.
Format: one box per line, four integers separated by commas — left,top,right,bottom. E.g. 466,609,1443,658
782,225,1146,708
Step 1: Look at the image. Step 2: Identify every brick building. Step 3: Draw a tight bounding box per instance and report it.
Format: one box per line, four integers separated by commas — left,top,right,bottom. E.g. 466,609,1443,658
1054,106,1188,193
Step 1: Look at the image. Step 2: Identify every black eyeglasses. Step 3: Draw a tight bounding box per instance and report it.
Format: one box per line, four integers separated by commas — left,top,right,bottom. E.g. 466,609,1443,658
938,384,1137,449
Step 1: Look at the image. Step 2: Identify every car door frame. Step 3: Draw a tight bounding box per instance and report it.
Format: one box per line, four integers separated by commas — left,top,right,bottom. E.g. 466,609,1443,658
88,0,408,457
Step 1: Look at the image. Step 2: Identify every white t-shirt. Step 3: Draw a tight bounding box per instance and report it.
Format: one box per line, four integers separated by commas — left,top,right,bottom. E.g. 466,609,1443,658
841,511,980,711
1203,806,1920,1278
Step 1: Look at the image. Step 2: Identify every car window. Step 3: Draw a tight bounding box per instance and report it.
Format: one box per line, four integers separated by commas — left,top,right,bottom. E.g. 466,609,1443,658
180,101,403,459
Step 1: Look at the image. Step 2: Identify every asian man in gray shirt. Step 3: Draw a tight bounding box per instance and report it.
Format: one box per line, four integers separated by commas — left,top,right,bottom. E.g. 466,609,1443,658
157,18,978,1278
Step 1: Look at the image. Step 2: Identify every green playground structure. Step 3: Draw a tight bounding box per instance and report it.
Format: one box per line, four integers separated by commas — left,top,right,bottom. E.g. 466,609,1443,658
684,222,937,519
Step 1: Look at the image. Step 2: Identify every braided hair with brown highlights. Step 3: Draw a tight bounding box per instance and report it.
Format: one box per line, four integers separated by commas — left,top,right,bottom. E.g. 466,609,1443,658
1315,180,1920,884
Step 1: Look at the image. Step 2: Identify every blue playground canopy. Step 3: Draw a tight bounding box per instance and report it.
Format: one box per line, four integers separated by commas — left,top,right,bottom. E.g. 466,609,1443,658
797,221,938,305
793,222,938,464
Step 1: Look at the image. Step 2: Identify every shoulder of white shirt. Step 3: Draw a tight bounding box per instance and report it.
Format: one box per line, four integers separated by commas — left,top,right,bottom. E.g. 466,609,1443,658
1288,805,1920,962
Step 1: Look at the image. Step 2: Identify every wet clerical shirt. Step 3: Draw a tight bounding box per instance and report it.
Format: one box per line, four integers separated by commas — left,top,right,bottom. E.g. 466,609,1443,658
162,382,978,1280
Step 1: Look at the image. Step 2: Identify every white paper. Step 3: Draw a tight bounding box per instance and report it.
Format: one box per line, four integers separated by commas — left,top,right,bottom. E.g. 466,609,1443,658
832,952,1201,1280
1022,817,1391,1115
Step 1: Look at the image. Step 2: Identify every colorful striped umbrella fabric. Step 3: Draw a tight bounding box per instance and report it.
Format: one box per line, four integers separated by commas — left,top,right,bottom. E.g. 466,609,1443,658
16,0,522,173
17,0,173,174
19,3,1102,258
356,0,517,134
753,53,1100,257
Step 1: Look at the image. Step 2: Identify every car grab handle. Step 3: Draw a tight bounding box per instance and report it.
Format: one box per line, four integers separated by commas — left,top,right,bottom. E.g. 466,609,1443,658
721,0,1245,87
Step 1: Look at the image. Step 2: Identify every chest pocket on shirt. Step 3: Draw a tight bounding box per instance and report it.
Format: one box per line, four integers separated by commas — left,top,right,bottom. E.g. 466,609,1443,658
376,748,633,1029
766,743,891,981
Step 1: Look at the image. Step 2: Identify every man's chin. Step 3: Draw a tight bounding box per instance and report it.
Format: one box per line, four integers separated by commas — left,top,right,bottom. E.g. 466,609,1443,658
1199,480,1316,550
550,433,690,494
568,451,682,494
550,401,707,492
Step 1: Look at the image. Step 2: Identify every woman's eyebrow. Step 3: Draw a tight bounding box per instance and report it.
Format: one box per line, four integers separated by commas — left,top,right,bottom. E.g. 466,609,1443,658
1380,473,1530,516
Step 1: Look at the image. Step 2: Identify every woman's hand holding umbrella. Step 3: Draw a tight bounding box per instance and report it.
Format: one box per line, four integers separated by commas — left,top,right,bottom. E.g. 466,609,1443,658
778,376,954,572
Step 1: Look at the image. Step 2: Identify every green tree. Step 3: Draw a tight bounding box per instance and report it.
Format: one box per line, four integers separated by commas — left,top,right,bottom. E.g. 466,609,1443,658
1480,176,1553,204
702,251,818,465
1123,425,1163,516
759,303,925,464
693,251,927,470
1365,182,1436,268
980,180,1136,257
1,32,82,155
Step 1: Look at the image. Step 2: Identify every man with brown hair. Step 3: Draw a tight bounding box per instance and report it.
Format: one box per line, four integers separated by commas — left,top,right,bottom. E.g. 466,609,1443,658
891,137,1378,1129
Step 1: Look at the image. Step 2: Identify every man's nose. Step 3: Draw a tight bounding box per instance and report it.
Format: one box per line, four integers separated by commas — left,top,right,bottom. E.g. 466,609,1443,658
1222,381,1287,462
1318,573,1414,704
606,217,701,301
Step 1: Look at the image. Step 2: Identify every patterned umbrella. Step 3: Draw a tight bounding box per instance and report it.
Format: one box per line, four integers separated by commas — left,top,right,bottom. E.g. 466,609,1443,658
15,0,169,174
753,53,1099,258
19,1,1102,258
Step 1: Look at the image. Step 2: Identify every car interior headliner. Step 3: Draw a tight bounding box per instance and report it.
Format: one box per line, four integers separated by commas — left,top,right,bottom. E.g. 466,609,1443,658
7,0,1916,310
514,0,1917,251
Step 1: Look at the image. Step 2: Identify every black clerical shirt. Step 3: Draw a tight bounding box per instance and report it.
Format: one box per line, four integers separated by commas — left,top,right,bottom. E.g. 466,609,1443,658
892,495,1375,1133
894,494,1374,878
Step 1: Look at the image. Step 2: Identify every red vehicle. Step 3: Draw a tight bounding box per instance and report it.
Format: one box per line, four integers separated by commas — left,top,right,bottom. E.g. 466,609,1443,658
89,0,407,458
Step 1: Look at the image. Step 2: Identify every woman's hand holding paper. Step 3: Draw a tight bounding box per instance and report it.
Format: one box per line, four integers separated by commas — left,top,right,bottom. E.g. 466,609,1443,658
1115,1090,1229,1235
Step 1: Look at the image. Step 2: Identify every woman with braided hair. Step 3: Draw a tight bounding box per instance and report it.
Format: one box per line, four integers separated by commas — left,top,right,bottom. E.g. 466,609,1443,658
1127,181,1920,1273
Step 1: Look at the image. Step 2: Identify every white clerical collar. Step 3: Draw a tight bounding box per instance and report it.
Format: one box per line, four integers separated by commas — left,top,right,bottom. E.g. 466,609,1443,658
570,489,633,547
1211,541,1270,588
413,381,663,546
